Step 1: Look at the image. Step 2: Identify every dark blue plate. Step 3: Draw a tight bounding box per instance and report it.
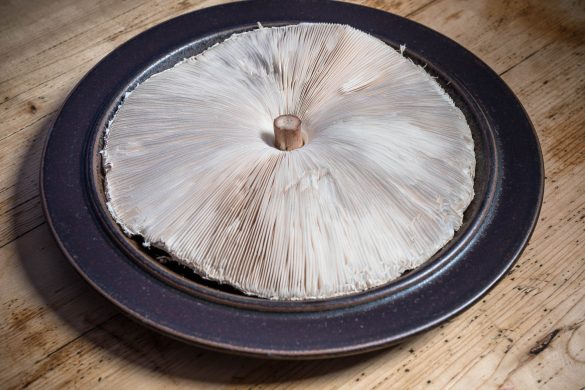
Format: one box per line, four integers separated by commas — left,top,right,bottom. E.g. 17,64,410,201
41,0,543,358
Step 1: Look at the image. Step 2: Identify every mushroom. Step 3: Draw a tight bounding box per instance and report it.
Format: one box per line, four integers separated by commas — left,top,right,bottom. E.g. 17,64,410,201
102,23,475,300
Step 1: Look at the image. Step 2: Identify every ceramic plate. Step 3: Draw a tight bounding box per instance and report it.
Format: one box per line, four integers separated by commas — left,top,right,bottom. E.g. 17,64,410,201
41,0,543,358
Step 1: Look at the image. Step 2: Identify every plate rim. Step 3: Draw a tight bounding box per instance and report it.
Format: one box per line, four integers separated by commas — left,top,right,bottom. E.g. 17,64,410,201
41,0,544,358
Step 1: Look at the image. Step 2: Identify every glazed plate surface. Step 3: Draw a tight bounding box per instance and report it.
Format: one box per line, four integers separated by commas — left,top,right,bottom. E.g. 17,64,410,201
41,0,543,358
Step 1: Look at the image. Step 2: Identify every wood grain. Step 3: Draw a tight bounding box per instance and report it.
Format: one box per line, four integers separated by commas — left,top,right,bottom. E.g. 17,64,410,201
1,0,584,389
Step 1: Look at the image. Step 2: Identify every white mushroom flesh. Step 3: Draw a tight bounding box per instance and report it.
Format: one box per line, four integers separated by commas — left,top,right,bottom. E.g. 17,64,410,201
103,23,475,300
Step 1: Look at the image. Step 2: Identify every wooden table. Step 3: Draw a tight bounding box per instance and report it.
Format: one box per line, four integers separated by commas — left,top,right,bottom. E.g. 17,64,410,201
1,0,584,388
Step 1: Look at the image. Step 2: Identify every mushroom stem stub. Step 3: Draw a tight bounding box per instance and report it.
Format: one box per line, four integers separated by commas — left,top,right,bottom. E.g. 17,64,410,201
274,115,303,151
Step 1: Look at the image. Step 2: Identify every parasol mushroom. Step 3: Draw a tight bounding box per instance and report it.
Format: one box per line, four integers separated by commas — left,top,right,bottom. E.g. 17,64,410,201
102,23,475,300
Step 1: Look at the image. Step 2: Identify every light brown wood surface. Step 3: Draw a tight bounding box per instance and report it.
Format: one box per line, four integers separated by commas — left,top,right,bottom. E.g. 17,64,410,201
1,0,584,388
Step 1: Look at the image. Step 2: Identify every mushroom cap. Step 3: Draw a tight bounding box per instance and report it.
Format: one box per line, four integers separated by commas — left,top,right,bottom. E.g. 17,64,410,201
103,23,475,300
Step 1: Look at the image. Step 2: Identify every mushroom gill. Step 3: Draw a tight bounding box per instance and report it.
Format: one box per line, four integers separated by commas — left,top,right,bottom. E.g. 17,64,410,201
102,23,475,300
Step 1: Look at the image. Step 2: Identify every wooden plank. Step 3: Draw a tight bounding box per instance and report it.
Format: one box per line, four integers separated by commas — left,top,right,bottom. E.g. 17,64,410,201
412,0,585,74
0,225,119,388
0,0,583,388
